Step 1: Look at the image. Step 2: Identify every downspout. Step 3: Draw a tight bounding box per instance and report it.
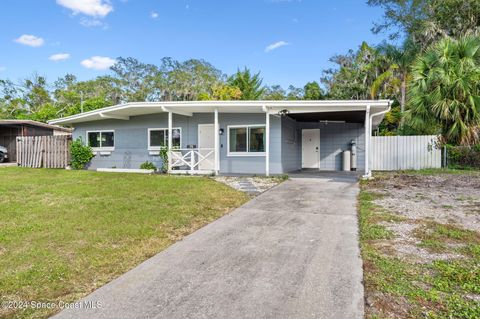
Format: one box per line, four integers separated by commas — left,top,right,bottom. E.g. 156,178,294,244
364,101,392,178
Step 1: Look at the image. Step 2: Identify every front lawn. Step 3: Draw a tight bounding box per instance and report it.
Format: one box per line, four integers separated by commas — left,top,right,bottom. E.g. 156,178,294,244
359,170,480,318
0,167,248,318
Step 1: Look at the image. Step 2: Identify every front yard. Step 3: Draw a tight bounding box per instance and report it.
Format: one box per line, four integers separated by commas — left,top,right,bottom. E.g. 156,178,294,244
0,167,248,318
360,170,480,318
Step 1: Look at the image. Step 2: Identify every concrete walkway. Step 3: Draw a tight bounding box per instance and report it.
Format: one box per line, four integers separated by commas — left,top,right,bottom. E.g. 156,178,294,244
54,173,363,319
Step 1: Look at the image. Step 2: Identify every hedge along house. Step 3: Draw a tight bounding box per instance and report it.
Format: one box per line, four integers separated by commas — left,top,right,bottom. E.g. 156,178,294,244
49,100,391,177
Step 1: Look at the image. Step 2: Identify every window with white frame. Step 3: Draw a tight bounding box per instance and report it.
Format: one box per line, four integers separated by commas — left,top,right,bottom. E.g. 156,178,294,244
87,130,115,150
148,128,181,150
228,125,266,155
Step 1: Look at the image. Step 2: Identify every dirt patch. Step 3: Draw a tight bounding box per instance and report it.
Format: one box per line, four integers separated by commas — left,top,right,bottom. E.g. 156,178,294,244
367,172,480,232
361,171,480,318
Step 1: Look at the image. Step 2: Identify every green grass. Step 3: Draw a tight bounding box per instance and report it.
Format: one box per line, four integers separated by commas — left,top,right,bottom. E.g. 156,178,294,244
359,178,480,319
0,167,248,318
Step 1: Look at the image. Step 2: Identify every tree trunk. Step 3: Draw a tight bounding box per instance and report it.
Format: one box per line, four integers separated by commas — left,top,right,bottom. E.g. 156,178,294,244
400,76,407,113
399,75,407,129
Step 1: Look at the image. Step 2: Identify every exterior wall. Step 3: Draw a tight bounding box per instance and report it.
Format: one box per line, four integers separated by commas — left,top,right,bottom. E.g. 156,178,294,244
298,122,365,171
72,113,282,174
71,113,365,174
280,116,302,172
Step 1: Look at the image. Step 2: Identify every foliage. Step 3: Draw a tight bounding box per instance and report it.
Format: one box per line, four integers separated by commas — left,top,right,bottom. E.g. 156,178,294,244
140,161,157,171
228,68,265,100
303,81,324,100
321,42,390,100
70,138,94,170
406,35,480,145
159,147,169,173
198,84,241,100
446,144,480,169
368,0,480,47
263,85,287,100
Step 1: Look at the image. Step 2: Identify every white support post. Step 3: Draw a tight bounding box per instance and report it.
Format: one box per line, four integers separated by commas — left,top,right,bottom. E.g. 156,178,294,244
168,111,173,173
265,111,270,177
364,105,371,178
214,109,220,175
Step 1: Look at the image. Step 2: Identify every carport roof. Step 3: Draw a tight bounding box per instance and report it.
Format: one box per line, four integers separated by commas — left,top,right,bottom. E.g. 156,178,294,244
48,100,391,126
0,120,72,132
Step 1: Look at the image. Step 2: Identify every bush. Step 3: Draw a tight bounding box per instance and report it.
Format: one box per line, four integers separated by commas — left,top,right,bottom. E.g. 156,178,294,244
159,147,169,173
447,145,480,169
140,161,157,171
70,138,94,170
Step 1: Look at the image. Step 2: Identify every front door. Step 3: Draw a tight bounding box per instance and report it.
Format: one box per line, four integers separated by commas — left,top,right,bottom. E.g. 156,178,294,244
302,129,320,169
198,124,215,170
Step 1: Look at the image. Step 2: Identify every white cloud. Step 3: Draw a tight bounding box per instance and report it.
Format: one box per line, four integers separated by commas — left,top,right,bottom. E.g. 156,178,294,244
150,11,159,19
80,17,107,28
14,34,45,47
49,53,70,62
56,0,113,18
265,41,290,53
81,56,116,70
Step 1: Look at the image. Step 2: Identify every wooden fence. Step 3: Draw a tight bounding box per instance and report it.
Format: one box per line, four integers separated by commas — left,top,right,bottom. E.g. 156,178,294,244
371,135,442,170
16,135,71,168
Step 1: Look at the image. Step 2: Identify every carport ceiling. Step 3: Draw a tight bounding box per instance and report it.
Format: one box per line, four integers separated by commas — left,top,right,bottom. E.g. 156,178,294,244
287,111,366,123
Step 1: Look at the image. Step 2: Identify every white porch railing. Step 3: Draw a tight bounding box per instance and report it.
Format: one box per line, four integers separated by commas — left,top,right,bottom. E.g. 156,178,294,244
168,148,216,175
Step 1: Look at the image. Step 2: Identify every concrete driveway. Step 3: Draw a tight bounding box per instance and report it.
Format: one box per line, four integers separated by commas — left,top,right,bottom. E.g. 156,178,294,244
54,172,363,319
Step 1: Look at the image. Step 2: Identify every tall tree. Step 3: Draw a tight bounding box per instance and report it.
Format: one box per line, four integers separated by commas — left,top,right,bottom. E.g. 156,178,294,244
286,85,304,100
228,68,265,100
111,57,162,102
371,38,419,114
263,85,286,100
303,81,324,100
406,35,480,145
322,42,389,100
368,0,480,47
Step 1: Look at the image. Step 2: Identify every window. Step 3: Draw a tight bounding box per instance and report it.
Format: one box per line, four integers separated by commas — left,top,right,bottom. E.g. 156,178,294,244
87,131,115,150
148,128,181,150
228,125,266,155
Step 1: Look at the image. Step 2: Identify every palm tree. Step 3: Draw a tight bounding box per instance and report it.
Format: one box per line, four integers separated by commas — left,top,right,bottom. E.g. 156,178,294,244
371,39,419,115
406,35,480,145
228,68,265,100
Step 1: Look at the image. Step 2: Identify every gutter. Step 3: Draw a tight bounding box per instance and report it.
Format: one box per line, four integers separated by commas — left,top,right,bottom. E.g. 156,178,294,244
364,101,392,178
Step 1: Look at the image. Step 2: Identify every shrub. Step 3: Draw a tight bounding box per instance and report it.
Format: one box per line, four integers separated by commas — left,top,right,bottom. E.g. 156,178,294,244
140,161,157,171
159,147,169,173
70,138,94,170
447,145,480,169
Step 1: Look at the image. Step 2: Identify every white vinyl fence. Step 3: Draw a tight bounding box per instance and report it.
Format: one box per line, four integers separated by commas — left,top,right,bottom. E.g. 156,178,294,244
371,135,441,170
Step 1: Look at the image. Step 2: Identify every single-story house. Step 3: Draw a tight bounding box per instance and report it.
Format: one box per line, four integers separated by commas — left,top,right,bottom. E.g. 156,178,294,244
49,100,391,177
0,120,73,162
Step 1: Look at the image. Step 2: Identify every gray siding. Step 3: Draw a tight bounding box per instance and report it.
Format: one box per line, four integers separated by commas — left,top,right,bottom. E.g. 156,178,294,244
280,116,302,172
298,122,365,171
72,112,365,174
72,113,282,174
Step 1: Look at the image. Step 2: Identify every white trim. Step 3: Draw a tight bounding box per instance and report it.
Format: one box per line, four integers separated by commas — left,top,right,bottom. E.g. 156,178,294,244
48,100,392,125
363,105,371,178
265,111,270,176
214,109,220,175
86,130,115,152
147,127,182,151
226,124,267,157
168,112,173,172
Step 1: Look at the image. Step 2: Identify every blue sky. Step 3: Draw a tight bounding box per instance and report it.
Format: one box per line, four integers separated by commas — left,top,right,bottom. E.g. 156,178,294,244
0,0,386,88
